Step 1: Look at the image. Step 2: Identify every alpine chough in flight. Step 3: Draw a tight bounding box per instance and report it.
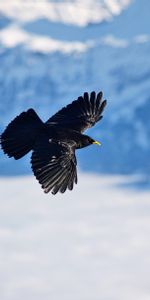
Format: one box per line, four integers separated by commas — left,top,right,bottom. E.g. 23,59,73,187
0,91,107,194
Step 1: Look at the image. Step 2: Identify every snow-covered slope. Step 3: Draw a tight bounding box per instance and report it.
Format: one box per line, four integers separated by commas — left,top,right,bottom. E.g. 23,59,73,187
0,174,150,300
0,0,150,177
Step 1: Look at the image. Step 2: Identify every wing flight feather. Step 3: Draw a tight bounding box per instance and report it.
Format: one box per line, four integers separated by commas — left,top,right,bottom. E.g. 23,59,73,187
31,138,77,194
46,91,107,133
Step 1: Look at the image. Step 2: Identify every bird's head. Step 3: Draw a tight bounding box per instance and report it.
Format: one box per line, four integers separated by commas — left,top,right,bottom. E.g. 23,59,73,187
78,135,101,149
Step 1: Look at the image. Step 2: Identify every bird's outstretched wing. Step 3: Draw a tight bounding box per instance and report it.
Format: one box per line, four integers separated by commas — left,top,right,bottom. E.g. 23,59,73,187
46,91,107,133
31,136,77,195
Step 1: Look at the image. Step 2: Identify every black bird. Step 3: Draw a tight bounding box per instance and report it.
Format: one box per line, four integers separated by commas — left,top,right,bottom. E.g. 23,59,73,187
0,91,107,194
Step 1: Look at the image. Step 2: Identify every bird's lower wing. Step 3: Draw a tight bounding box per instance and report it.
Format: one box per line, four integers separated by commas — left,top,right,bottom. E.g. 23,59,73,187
46,91,107,133
31,139,77,195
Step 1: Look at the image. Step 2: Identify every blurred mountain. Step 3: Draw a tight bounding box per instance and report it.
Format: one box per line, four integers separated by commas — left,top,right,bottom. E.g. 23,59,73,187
0,15,10,30
0,0,150,176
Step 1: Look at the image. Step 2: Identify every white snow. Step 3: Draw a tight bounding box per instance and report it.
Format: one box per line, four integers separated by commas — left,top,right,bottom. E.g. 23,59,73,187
101,34,129,47
0,0,132,26
2,25,150,55
0,174,150,300
27,35,91,54
134,34,150,44
0,25,29,48
0,25,92,53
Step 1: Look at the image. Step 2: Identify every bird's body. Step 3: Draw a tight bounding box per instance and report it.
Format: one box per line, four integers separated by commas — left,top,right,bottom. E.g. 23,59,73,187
0,91,107,194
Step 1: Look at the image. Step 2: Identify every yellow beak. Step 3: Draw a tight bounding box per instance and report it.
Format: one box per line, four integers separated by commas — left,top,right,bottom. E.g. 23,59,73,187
93,141,101,146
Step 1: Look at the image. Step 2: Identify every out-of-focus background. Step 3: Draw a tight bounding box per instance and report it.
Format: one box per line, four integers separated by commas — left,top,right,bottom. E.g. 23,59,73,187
0,1,150,299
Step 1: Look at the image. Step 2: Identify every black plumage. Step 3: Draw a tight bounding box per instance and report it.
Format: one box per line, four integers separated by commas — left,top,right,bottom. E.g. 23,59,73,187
0,91,107,194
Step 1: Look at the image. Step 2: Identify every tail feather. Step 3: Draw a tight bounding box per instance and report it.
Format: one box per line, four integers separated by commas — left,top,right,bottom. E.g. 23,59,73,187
0,109,44,160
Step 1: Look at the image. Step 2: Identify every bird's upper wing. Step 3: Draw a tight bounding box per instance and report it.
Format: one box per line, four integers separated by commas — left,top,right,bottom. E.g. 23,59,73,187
46,91,107,133
31,136,77,195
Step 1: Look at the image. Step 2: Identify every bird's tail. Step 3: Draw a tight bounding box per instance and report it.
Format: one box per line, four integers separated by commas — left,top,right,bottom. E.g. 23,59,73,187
0,109,44,160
